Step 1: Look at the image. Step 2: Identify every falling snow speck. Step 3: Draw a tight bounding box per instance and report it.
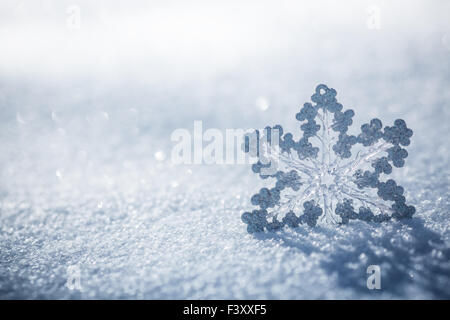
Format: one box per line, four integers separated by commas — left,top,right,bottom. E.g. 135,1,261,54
242,84,416,233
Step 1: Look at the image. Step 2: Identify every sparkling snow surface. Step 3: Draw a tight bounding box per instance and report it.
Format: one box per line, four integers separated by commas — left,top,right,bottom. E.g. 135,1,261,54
1,1,450,299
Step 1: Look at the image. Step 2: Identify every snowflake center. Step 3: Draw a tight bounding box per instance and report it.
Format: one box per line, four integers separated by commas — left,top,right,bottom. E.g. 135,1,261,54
318,169,337,189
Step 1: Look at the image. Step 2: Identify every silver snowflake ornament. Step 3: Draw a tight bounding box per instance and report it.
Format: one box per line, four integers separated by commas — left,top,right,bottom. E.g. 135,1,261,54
242,84,415,233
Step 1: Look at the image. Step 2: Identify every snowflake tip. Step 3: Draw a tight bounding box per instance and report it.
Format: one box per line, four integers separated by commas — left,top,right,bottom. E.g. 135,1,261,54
275,170,302,191
299,200,323,227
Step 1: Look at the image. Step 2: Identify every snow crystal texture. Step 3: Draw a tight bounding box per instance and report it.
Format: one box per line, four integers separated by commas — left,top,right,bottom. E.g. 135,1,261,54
0,1,449,299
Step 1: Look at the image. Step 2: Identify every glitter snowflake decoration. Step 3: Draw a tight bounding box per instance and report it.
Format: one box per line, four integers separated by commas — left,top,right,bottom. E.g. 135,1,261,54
242,84,415,233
